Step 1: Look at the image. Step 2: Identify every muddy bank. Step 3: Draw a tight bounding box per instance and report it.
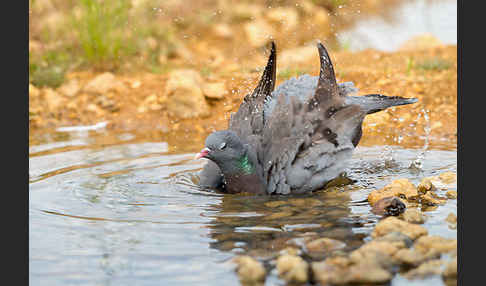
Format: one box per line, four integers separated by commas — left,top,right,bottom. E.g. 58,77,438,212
30,44,457,150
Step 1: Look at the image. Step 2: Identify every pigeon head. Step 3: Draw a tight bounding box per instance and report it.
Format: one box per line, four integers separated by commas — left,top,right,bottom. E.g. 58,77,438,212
196,130,253,175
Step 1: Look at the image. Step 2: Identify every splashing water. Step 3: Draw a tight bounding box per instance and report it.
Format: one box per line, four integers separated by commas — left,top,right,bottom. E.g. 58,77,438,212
409,108,431,171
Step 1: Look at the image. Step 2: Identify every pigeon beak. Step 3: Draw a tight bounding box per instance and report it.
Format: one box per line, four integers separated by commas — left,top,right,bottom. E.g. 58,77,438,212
195,147,211,160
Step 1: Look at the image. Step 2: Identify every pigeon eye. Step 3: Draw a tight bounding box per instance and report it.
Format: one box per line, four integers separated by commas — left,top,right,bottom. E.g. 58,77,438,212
219,142,227,150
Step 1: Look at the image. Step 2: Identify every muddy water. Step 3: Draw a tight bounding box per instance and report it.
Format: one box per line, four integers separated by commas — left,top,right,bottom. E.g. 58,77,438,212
29,128,456,285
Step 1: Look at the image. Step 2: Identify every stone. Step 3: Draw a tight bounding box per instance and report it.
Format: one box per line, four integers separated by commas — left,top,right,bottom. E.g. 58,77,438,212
421,192,446,206
371,196,406,216
244,19,275,48
417,177,437,194
232,255,266,284
403,259,444,279
311,259,392,285
446,190,457,199
43,88,65,112
401,208,426,224
414,235,457,256
445,212,457,224
165,69,210,118
202,82,226,99
393,248,440,266
266,7,299,31
58,78,81,97
276,254,309,284
442,256,457,279
305,237,346,257
371,216,427,240
368,179,419,205
83,72,126,95
438,171,457,184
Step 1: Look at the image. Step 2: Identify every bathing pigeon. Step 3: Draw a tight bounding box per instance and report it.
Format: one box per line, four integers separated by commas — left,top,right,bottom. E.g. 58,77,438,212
196,42,418,195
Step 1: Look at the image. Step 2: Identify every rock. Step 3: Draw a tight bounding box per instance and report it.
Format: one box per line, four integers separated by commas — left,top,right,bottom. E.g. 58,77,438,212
349,241,401,269
399,33,444,51
372,216,427,240
393,248,440,266
288,198,323,208
414,235,457,256
446,190,458,199
312,261,349,285
212,23,233,39
311,259,392,285
305,237,346,257
374,231,414,248
280,45,316,68
232,255,266,284
421,192,447,206
202,82,226,99
42,88,65,111
276,254,309,284
445,212,457,224
266,7,299,31
401,208,426,224
29,84,40,98
244,19,275,48
439,171,457,184
371,196,406,216
83,72,126,95
368,179,419,205
58,78,81,97
165,69,210,118
345,263,392,284
417,177,437,194
403,259,444,279
442,256,457,279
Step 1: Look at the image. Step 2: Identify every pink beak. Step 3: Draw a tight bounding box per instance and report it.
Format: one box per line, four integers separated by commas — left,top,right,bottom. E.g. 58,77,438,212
195,147,211,160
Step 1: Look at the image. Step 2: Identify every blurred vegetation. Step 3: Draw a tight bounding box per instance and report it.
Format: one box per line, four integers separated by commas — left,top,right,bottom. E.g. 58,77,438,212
416,57,451,71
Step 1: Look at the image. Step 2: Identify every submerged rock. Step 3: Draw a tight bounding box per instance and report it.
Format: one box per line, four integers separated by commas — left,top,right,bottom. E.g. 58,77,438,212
446,190,458,199
305,237,346,258
403,259,445,279
232,255,266,285
401,208,426,224
276,254,309,284
372,216,427,240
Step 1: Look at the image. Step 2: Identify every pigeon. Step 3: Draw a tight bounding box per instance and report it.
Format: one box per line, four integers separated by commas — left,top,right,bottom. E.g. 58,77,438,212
195,41,418,195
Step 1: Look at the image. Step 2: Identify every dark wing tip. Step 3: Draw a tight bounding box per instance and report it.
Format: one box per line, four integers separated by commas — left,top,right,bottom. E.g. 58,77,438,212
246,41,277,102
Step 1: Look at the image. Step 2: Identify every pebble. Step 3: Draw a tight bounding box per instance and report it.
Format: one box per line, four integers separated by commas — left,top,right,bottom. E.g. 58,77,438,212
446,190,457,199
401,208,426,224
305,237,346,257
232,255,266,285
368,179,419,205
276,254,309,284
371,196,406,216
372,216,428,240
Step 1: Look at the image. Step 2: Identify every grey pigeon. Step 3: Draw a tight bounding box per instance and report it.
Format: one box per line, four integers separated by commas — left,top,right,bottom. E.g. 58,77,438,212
195,42,418,195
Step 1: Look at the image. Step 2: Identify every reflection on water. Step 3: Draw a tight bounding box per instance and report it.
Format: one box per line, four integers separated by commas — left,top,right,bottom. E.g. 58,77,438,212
29,129,456,285
338,0,457,51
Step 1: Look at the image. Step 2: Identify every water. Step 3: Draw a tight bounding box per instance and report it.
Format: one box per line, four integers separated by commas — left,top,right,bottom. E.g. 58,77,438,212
29,129,456,285
337,0,457,51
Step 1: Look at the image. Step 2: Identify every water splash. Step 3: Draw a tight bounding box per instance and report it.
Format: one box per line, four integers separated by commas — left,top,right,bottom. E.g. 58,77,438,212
409,108,431,171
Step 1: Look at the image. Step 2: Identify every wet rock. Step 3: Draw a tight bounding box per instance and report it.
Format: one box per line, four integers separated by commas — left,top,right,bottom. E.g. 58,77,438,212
439,172,457,184
442,256,457,279
393,248,440,266
414,235,457,256
403,259,444,279
280,45,316,68
312,259,392,285
165,69,210,118
276,254,309,284
374,231,414,249
421,192,447,206
244,19,275,48
417,177,437,194
368,179,419,205
288,198,323,208
371,196,406,216
349,241,401,268
279,247,301,256
58,78,81,97
372,216,427,240
445,212,457,224
264,200,288,208
83,72,126,95
265,7,299,31
446,190,458,199
305,237,346,258
202,82,226,99
232,255,266,285
401,208,426,224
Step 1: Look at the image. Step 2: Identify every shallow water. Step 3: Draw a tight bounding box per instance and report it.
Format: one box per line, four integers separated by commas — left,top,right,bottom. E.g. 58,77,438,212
337,0,457,51
29,128,456,285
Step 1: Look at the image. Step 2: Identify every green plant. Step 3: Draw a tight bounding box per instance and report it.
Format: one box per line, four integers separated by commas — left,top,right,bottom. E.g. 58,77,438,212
29,51,72,88
416,57,451,71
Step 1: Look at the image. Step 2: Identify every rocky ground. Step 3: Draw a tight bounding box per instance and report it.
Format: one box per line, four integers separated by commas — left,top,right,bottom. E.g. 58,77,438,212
232,171,457,285
29,42,457,150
